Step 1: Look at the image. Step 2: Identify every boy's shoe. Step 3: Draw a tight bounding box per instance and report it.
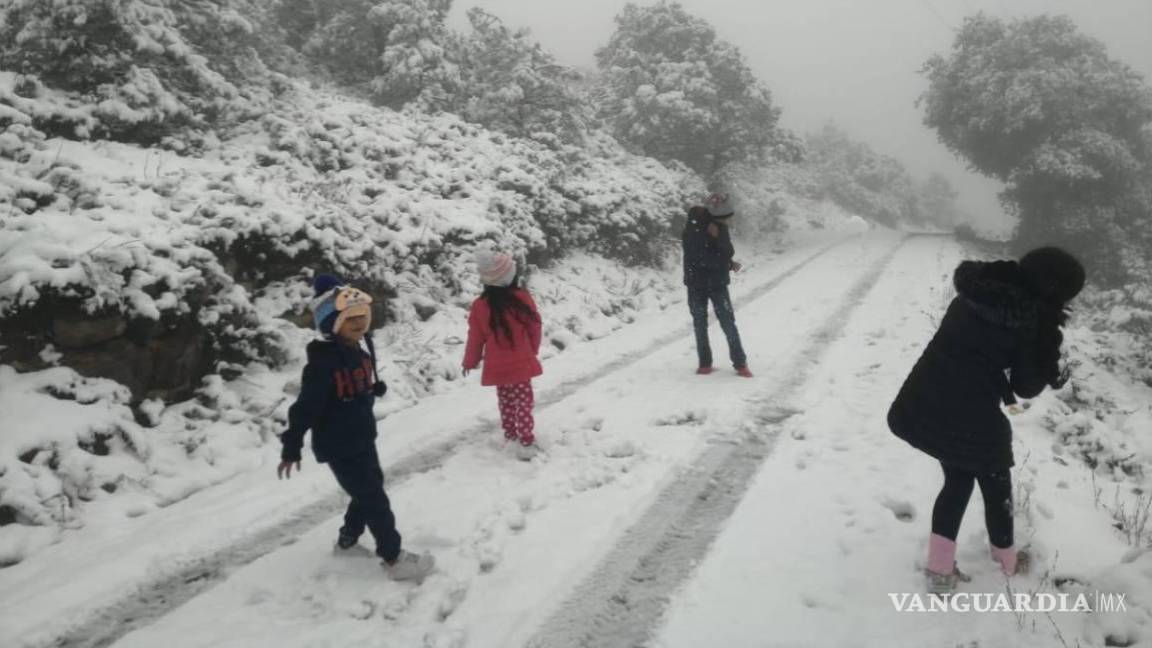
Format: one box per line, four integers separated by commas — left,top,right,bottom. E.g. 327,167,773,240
384,549,435,582
336,531,359,550
696,366,714,375
735,366,753,378
925,565,971,595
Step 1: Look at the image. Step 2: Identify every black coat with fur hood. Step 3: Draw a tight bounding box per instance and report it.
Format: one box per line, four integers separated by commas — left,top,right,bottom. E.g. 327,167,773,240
887,260,1064,472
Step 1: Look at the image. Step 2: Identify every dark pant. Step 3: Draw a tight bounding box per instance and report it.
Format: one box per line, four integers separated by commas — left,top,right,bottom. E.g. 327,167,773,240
687,284,747,368
931,463,1014,549
327,446,402,562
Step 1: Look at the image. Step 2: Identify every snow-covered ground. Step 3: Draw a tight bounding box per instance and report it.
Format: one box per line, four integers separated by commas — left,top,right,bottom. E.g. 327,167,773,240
0,228,855,646
653,236,1152,648
3,231,1147,648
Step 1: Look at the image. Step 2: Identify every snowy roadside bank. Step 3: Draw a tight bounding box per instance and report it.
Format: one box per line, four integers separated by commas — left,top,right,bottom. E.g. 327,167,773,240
1,230,875,648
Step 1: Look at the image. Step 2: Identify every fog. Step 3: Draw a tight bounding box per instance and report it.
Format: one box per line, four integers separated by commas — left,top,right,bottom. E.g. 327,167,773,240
450,0,1152,233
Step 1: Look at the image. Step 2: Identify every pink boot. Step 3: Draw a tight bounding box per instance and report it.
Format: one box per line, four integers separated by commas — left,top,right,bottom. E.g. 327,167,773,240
991,545,1030,575
926,534,970,595
926,533,957,575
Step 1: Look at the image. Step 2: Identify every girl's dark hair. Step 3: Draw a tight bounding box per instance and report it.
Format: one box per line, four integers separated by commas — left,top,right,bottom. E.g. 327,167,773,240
1019,247,1085,305
483,275,539,345
1019,247,1084,389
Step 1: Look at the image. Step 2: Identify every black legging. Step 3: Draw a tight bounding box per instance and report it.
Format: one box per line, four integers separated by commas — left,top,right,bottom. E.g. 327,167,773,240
931,463,1014,549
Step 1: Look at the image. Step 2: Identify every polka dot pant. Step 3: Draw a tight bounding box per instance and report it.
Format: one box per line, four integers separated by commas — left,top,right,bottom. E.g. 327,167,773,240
496,381,535,446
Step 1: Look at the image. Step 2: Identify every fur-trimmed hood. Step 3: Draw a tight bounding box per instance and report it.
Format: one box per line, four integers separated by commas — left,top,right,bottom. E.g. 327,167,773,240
953,260,1042,329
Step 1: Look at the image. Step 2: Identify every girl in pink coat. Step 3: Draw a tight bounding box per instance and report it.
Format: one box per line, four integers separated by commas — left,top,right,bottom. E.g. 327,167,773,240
463,251,543,452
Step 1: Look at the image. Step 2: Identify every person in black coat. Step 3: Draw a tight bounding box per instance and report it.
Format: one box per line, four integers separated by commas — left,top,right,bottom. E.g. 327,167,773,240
888,247,1085,593
682,194,751,377
277,273,434,581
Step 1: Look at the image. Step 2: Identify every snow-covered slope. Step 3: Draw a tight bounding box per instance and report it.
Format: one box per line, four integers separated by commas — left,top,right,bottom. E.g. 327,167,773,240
0,75,872,569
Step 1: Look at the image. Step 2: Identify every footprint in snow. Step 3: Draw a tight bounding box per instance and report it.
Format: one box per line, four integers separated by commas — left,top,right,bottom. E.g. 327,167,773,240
604,441,637,459
880,497,917,523
470,516,503,574
652,410,707,427
435,581,470,622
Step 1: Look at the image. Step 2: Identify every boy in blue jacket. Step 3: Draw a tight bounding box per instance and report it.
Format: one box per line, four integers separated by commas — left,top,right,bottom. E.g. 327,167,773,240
278,274,434,581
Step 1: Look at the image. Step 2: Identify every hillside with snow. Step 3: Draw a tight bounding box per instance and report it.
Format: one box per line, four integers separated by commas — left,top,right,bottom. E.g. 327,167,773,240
0,66,880,568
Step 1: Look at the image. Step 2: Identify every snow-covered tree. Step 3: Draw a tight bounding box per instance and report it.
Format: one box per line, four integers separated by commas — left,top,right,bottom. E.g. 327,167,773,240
918,172,960,227
300,0,457,109
0,0,269,144
594,1,782,177
369,0,456,109
920,13,1152,283
804,124,922,227
450,8,586,145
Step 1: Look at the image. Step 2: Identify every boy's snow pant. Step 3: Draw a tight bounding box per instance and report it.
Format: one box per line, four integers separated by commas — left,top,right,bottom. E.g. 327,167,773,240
687,284,747,369
931,462,1013,549
327,445,402,562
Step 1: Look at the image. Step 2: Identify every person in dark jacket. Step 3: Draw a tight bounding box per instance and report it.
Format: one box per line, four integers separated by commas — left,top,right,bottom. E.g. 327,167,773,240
278,273,434,581
888,247,1085,594
682,193,751,377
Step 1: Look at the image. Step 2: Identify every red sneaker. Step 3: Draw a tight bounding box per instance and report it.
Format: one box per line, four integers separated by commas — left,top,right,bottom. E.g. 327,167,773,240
735,366,753,378
696,366,714,375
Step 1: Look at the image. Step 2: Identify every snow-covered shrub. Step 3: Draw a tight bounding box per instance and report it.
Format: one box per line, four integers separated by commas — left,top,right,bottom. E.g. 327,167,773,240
0,0,273,145
0,94,291,402
0,362,290,567
1023,275,1152,506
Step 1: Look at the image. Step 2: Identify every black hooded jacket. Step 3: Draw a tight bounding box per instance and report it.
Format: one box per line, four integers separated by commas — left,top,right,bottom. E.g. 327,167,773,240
887,260,1064,472
682,211,735,288
281,340,383,463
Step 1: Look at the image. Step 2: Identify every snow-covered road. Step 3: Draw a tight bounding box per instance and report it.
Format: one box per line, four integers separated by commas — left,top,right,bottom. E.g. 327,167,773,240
5,231,1149,648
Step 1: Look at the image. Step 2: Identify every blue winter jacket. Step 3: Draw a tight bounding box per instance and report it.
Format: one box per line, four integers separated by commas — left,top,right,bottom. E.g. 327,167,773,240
280,340,383,463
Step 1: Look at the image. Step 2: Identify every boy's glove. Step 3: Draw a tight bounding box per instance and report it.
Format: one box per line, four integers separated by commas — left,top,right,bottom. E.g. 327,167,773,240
281,444,302,464
373,380,387,397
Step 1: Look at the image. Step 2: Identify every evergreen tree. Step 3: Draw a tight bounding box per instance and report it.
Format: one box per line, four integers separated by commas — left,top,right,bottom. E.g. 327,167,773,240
921,13,1152,283
594,1,781,176
451,8,585,144
300,0,456,109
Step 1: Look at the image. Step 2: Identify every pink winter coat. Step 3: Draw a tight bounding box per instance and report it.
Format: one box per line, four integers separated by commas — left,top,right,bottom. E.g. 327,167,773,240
463,289,543,387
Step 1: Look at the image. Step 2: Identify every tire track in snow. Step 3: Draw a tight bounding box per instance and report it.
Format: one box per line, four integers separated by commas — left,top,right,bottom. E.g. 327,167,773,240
523,235,911,648
42,237,859,648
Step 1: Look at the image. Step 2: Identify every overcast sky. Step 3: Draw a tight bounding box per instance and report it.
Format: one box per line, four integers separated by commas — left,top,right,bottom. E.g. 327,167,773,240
449,0,1152,232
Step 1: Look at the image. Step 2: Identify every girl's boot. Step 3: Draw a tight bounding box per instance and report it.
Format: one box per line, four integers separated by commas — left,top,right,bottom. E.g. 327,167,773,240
925,533,971,595
991,544,1031,576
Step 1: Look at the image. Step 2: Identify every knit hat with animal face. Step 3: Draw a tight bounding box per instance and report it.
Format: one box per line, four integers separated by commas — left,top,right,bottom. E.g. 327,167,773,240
310,274,373,339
